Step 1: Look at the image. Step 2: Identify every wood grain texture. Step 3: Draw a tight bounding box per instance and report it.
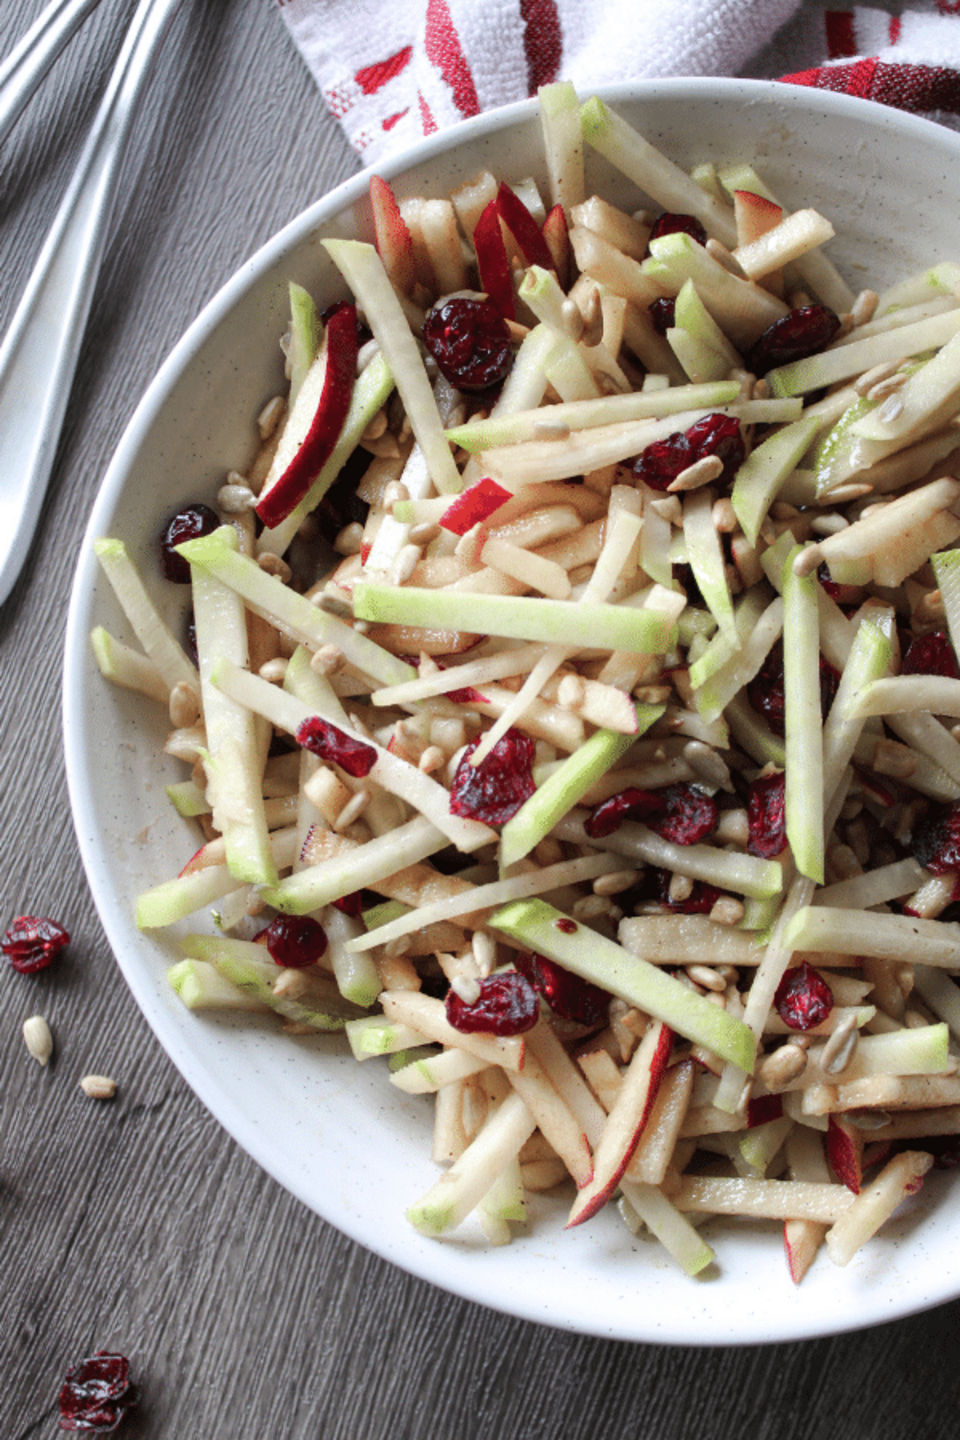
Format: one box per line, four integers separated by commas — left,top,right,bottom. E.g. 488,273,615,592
0,2,958,1436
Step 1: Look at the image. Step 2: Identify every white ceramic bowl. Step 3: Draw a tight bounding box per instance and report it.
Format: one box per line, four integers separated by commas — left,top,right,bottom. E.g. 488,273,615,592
64,79,960,1345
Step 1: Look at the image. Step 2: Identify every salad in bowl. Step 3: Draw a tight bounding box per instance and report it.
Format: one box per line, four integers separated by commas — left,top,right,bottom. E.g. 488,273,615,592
65,78,960,1344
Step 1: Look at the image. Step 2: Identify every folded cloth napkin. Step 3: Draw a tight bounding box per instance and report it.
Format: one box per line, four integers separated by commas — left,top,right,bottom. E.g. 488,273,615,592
780,5,960,128
276,0,960,163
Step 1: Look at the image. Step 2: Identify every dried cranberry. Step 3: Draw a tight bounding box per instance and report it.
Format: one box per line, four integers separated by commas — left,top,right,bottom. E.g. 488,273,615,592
2,915,69,973
445,971,539,1035
632,430,692,492
748,643,788,734
159,503,219,582
683,412,746,486
633,413,744,491
449,730,535,825
296,717,377,778
774,961,833,1031
816,561,860,605
910,800,960,876
315,443,370,537
514,951,608,1027
747,771,787,859
332,891,364,917
586,784,716,845
648,296,676,335
746,304,841,377
555,917,578,934
647,212,708,249
184,610,198,668
259,914,327,968
747,641,839,736
427,658,488,705
422,297,514,391
446,683,489,704
586,786,664,838
902,630,960,680
58,1351,137,1433
651,784,719,845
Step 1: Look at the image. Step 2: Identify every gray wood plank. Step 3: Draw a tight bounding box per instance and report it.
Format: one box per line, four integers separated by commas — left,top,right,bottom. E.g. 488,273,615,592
1,1,958,1435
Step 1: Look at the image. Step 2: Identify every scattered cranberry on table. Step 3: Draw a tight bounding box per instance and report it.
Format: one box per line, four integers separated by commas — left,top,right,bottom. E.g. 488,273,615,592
58,1351,138,1433
2,915,70,974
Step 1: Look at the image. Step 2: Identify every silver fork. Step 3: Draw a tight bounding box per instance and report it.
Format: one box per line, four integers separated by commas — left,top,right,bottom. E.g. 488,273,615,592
0,0,113,149
0,0,187,606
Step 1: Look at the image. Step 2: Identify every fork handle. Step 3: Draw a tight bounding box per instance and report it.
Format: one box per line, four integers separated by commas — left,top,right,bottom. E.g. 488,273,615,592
0,0,113,149
0,0,186,607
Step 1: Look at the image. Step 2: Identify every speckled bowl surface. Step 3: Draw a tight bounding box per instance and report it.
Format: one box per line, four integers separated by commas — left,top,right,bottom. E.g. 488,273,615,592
64,78,960,1345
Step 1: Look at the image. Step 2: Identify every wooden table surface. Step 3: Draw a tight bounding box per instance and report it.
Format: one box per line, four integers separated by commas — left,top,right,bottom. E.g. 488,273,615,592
2,2,959,1435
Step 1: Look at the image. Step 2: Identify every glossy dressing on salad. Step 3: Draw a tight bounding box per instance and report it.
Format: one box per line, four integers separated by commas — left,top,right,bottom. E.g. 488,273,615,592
92,84,960,1280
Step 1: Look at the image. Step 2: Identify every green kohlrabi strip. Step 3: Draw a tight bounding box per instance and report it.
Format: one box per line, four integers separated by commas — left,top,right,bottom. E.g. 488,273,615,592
782,544,825,884
498,703,665,868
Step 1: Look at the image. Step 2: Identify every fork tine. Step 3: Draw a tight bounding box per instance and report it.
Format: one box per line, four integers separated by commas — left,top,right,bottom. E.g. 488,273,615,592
0,0,113,148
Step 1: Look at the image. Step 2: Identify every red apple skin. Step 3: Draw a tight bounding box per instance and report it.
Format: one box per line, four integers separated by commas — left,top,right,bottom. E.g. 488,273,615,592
746,1092,783,1128
784,1218,825,1284
542,203,572,289
255,304,359,529
566,1022,673,1228
179,843,209,877
733,189,783,246
440,477,512,535
370,175,416,296
827,1114,864,1194
496,182,554,270
473,199,515,319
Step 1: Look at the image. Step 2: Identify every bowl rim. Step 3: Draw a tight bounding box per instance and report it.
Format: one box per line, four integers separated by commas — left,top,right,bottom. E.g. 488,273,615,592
63,76,960,1346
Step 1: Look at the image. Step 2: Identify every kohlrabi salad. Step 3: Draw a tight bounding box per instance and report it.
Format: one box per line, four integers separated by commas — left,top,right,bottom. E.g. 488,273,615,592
92,84,960,1280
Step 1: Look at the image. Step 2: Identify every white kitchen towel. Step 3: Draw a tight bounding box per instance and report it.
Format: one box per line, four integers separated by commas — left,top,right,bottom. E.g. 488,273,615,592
274,0,960,163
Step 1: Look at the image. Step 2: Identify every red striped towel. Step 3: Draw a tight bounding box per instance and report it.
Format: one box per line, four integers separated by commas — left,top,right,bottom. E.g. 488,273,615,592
782,6,960,128
275,1,960,162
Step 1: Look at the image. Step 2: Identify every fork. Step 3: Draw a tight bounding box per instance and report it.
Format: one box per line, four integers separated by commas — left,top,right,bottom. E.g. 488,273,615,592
0,0,112,149
0,0,187,607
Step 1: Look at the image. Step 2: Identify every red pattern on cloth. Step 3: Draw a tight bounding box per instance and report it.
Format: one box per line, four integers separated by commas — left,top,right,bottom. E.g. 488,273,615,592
424,0,482,118
417,90,438,133
519,0,562,91
784,57,960,117
354,48,413,96
276,1,960,163
780,5,960,126
825,10,858,56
